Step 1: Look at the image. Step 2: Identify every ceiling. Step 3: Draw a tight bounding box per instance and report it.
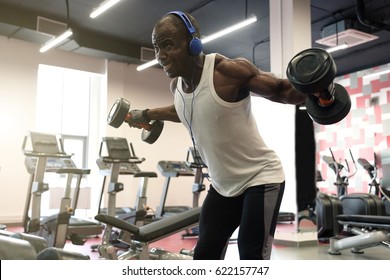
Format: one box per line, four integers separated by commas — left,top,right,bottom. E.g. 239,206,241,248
0,0,389,76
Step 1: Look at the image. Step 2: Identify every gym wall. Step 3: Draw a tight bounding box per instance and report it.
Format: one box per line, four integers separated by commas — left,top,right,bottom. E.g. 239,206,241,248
0,36,106,223
316,64,390,194
0,35,195,223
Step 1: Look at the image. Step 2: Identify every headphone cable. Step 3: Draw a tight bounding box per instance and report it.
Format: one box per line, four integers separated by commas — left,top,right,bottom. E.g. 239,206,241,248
177,61,202,167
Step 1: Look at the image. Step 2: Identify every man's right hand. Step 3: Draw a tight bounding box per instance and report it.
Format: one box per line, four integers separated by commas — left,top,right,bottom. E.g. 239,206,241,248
126,109,150,128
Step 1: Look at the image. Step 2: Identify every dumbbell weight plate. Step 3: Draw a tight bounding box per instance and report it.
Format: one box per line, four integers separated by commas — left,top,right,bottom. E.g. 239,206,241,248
107,98,130,128
141,120,164,144
286,48,336,94
305,83,351,125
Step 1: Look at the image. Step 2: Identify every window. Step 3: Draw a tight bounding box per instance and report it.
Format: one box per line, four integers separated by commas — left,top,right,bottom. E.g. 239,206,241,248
36,65,92,137
34,64,104,216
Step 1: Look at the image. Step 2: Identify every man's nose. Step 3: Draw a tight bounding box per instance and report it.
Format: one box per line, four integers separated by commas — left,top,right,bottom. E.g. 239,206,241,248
156,49,167,61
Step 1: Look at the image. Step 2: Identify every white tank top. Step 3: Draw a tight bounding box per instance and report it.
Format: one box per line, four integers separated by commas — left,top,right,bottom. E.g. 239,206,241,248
174,53,285,197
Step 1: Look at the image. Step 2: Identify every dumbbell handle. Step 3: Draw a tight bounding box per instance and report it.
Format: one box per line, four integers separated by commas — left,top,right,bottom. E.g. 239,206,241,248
317,83,336,107
125,113,152,131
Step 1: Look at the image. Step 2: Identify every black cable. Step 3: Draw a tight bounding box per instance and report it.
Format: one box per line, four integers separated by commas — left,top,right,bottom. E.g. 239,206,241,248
188,0,215,14
245,0,248,19
252,37,269,65
65,0,70,27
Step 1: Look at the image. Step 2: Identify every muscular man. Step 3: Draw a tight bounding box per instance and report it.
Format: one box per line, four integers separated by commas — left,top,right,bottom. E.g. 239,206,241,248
130,11,307,260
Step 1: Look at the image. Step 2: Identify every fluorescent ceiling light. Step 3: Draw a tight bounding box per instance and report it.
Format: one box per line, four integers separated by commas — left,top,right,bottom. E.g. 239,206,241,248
201,14,257,44
39,29,73,53
137,15,258,71
90,0,121,19
137,59,159,72
326,43,348,53
364,68,390,79
298,104,307,111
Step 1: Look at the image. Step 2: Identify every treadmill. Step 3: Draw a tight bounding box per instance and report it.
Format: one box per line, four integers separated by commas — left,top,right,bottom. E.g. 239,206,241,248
96,137,157,225
22,132,103,246
156,147,208,238
91,137,158,251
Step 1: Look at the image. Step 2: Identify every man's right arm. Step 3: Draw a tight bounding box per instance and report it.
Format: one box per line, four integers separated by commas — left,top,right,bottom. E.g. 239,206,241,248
145,104,181,122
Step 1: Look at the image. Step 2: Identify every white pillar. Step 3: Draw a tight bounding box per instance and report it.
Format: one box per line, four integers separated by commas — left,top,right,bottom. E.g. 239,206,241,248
260,0,310,218
253,1,311,221
267,0,317,246
270,0,311,77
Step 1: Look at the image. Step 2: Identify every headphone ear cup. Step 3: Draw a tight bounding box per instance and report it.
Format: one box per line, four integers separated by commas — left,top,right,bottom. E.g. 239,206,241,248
189,37,203,56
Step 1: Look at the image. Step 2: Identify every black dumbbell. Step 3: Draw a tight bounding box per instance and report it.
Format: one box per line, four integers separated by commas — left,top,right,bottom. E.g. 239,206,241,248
286,47,351,125
107,98,164,144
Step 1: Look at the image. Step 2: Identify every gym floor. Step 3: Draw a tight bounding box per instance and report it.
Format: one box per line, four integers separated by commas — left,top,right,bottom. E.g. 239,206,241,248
7,220,390,260
227,222,390,260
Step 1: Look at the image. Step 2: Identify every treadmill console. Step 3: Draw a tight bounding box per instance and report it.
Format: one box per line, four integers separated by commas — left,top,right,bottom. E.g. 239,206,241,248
157,161,194,177
24,156,77,174
96,137,144,175
96,158,141,175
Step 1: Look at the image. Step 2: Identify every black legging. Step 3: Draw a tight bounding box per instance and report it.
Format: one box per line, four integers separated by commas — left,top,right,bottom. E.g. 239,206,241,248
193,182,285,260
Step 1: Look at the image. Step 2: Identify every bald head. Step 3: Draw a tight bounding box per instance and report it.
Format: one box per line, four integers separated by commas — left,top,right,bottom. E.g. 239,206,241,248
153,12,201,41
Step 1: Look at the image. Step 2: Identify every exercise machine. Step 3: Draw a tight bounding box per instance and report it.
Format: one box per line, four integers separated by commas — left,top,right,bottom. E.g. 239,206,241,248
156,147,206,219
156,147,207,238
316,148,357,241
93,137,158,251
317,148,389,242
328,214,390,255
95,207,201,260
338,152,385,216
22,131,102,247
358,152,390,215
358,154,381,196
322,148,357,198
0,230,90,260
96,137,157,225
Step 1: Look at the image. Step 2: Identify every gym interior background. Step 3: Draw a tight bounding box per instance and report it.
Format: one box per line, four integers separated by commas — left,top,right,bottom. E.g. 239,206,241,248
0,0,390,260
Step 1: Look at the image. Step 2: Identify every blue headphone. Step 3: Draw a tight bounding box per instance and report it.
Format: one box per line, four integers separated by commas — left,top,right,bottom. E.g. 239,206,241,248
167,11,203,56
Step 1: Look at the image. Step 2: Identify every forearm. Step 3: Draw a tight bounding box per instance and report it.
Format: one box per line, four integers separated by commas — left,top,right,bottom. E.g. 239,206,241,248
278,79,307,105
145,105,181,123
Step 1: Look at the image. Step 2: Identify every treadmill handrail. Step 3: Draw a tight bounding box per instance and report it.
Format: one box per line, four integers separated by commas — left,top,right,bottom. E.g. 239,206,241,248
56,168,91,175
100,156,145,164
24,151,72,158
